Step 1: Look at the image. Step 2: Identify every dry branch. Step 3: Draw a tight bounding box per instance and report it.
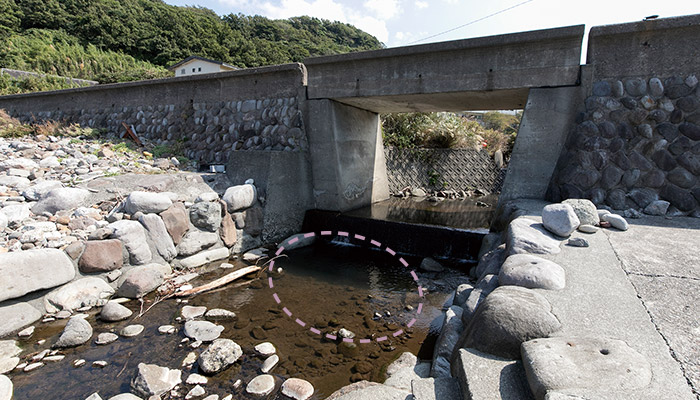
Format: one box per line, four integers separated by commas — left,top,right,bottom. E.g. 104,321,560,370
174,266,261,297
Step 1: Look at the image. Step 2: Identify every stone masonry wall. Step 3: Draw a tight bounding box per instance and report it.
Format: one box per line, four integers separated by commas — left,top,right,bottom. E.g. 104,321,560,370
549,75,700,216
14,97,306,164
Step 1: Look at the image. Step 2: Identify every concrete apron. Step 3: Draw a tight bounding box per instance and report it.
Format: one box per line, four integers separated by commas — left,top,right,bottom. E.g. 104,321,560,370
524,214,695,399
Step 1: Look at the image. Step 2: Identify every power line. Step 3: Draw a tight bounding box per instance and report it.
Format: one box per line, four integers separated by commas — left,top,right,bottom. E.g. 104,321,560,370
408,0,536,45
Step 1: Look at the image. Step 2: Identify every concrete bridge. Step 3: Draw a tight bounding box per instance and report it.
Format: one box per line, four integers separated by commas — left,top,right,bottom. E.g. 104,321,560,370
1,14,699,239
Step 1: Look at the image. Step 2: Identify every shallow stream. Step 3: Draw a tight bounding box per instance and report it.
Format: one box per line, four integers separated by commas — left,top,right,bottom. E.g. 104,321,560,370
10,239,469,399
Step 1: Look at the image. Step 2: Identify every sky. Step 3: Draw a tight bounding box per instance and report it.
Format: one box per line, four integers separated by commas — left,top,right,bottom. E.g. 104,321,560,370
164,0,700,51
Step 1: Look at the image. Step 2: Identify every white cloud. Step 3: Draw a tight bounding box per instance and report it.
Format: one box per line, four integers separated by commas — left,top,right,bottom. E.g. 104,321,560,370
350,15,389,43
260,0,347,20
363,0,401,19
415,1,428,9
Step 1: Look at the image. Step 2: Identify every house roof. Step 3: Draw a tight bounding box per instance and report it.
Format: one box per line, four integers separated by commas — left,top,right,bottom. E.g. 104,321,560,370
168,55,238,71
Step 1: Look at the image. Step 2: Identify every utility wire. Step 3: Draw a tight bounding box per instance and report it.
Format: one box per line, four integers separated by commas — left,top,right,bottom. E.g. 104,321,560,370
408,0,536,45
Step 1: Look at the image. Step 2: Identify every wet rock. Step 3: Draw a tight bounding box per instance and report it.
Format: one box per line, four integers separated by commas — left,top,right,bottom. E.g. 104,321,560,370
160,203,189,245
261,354,279,373
561,199,599,226
79,239,123,273
0,303,42,337
190,201,222,232
246,374,275,397
178,247,230,269
54,316,93,348
506,217,562,256
44,277,115,313
118,264,169,298
419,257,444,272
282,378,314,400
254,342,276,356
177,230,218,257
32,187,89,215
120,324,144,337
184,321,224,342
454,284,474,307
0,248,75,302
223,185,257,212
644,200,670,216
124,191,172,214
182,305,207,320
17,326,34,338
455,286,561,359
0,375,12,400
499,254,566,290
99,301,133,322
109,220,152,265
139,214,176,262
158,325,176,335
542,204,580,237
601,214,628,231
521,337,652,399
131,363,182,397
205,308,236,321
95,332,119,345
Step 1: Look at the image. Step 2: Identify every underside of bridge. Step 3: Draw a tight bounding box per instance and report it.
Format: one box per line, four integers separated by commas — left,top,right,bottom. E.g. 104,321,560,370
302,24,586,211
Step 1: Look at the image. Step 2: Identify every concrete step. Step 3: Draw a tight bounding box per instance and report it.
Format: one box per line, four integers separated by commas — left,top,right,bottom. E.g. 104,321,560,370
411,377,461,400
451,347,535,400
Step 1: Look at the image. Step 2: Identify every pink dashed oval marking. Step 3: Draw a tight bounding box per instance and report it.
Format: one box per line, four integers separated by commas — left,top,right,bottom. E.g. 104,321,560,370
269,231,424,344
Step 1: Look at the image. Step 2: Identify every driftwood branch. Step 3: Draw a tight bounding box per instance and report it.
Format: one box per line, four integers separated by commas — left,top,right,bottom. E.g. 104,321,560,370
174,266,261,297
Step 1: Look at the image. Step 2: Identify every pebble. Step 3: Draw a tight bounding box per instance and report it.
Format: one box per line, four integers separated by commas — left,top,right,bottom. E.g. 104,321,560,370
95,332,119,345
185,385,206,399
578,224,598,233
254,342,276,356
92,360,108,368
202,396,219,400
260,354,279,373
17,326,35,338
567,238,590,247
246,375,275,397
181,305,207,320
602,213,629,231
24,362,44,372
186,373,208,385
158,325,176,334
281,378,315,400
204,309,237,321
73,359,86,367
43,355,65,362
182,352,198,367
32,349,49,361
120,324,144,337
222,395,233,400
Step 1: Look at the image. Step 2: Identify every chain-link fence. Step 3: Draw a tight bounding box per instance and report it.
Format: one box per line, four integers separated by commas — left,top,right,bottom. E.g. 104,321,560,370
384,147,507,193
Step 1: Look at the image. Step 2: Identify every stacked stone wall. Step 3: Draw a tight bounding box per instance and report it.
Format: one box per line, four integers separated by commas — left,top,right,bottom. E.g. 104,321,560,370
549,75,700,216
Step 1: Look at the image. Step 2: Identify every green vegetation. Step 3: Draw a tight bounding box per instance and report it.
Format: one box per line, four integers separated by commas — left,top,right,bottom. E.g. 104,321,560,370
381,111,521,156
0,0,382,95
0,109,103,138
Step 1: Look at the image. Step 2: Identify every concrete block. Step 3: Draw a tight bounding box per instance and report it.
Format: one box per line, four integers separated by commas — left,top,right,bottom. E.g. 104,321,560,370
451,348,534,400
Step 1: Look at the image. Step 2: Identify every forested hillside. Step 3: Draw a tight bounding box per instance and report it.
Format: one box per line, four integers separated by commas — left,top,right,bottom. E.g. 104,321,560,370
0,0,382,93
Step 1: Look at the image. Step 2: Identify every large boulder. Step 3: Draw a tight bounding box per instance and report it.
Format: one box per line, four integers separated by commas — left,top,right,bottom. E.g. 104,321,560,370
177,231,219,257
139,214,176,261
431,306,464,377
131,363,182,397
197,338,242,374
521,337,652,399
506,217,562,256
0,302,42,338
78,239,123,273
109,220,152,265
561,199,599,226
0,248,75,302
54,316,93,348
455,286,561,359
124,191,172,214
44,277,115,313
31,187,89,215
118,264,169,298
499,254,566,290
222,184,256,212
189,201,222,232
541,204,580,237
177,247,230,269
0,374,12,400
159,203,189,245
21,180,63,201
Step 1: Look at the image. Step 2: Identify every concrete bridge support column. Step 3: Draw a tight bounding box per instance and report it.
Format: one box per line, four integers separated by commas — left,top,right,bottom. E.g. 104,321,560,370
498,85,584,206
304,99,390,211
